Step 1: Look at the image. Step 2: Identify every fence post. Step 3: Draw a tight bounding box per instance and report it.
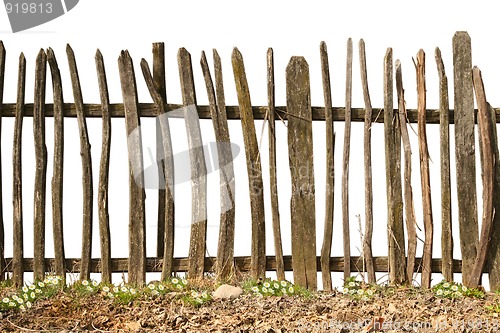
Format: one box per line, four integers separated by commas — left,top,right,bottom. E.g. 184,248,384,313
320,42,334,290
118,50,146,286
178,48,208,280
95,49,112,284
67,45,93,281
287,56,317,290
453,31,478,287
33,49,47,282
12,52,25,287
0,41,4,282
47,48,66,282
232,48,266,280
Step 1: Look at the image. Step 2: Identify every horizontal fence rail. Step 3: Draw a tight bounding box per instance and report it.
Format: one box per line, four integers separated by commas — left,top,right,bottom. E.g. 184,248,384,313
0,31,499,292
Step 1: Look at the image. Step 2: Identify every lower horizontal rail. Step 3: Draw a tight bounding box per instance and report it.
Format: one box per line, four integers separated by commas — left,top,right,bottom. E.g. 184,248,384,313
2,256,470,274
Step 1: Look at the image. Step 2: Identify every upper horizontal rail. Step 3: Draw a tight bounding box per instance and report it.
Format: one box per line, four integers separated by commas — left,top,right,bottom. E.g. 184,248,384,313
0,103,493,124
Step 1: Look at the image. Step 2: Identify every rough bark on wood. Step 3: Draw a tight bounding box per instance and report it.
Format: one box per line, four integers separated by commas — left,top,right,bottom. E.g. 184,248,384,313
12,53,25,287
487,102,500,290
33,49,47,282
200,50,237,281
232,48,266,280
342,39,353,282
47,48,66,282
67,45,93,281
395,60,417,284
118,50,146,286
453,31,478,287
384,48,406,285
95,49,112,284
140,58,175,280
320,41,334,291
359,39,375,283
0,41,4,281
286,56,317,290
435,47,453,282
415,50,433,289
470,67,495,288
178,48,208,280
266,48,285,282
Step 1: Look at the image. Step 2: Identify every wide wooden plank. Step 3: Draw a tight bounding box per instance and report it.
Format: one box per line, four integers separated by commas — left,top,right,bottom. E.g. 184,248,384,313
359,39,375,283
95,49,112,284
33,49,48,282
470,67,495,288
384,48,406,285
453,31,478,287
118,50,146,286
178,48,208,280
2,256,472,274
415,50,433,289
286,56,317,290
232,48,266,280
320,42,334,291
266,48,285,282
67,45,94,281
396,60,417,284
435,47,453,282
342,39,353,282
0,41,4,281
12,52,25,287
140,58,175,280
47,48,66,282
200,50,237,281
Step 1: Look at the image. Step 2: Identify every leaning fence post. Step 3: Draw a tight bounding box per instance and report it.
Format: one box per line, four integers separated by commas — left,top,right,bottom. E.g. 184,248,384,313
286,56,317,290
33,49,47,282
453,31,478,287
232,48,266,280
118,50,147,286
67,45,94,281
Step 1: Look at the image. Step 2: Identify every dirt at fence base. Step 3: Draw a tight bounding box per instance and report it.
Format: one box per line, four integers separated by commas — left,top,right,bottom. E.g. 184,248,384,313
1,288,499,332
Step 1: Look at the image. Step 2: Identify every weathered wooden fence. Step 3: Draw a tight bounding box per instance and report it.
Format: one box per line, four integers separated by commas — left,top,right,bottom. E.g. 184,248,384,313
0,31,499,291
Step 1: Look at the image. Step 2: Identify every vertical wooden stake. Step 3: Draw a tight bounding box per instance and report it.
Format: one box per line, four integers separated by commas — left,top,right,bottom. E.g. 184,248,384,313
453,31,478,287
0,41,4,281
33,49,47,282
342,38,353,282
320,41,334,290
13,52,25,287
286,56,317,290
95,49,112,284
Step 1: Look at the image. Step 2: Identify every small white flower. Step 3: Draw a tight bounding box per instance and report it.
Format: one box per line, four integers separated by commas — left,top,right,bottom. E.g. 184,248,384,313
176,284,183,289
92,280,99,287
461,286,468,292
357,289,364,295
436,289,444,296
195,297,203,303
37,282,45,288
262,287,268,293
29,285,36,290
130,288,136,295
201,292,208,299
113,286,119,293
23,294,28,300
443,282,450,288
35,289,42,294
52,279,59,285
281,288,287,294
288,286,295,294
26,301,32,308
82,280,89,286
348,281,356,287
251,286,259,292
273,283,280,289
2,297,9,303
152,290,159,296
171,278,179,284
19,305,25,311
191,291,199,298
22,286,29,293
12,295,19,301
102,286,110,292
8,302,15,307
17,298,24,304
148,284,156,290
349,289,356,294
444,290,451,295
181,279,188,285
455,292,463,297
121,286,128,292
451,285,459,291
30,292,36,299
366,289,374,296
342,287,349,294
263,282,271,288
86,286,93,291
280,281,288,287
158,284,164,291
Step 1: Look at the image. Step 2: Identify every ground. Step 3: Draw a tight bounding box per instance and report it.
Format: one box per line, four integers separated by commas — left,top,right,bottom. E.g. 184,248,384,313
2,283,500,333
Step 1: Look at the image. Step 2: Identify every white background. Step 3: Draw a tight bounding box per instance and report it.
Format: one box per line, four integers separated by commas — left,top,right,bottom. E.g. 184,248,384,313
0,0,498,289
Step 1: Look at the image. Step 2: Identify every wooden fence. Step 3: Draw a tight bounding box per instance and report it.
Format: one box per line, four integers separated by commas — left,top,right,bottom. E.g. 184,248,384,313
0,31,499,291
